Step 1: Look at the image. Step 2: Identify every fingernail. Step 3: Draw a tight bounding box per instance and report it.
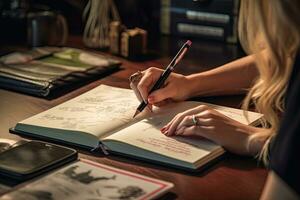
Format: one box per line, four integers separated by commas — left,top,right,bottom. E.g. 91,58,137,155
148,96,154,103
160,127,166,132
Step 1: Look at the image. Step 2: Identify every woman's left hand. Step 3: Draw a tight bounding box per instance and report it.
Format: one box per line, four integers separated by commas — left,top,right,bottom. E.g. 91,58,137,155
161,105,265,156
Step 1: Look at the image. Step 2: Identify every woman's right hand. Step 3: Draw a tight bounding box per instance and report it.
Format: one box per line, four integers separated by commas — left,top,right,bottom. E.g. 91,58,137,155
132,67,193,107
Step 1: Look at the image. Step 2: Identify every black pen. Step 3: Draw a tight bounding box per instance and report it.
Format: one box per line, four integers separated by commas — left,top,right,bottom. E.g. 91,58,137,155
133,40,192,118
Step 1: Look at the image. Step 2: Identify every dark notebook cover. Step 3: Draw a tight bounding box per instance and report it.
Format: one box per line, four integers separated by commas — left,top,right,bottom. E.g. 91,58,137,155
0,47,121,98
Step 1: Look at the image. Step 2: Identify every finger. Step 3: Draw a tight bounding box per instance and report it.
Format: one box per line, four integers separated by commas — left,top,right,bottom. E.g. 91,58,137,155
180,125,215,140
175,126,199,137
164,113,192,136
167,105,210,136
137,68,162,103
175,116,213,132
137,72,154,103
196,117,214,125
145,104,153,113
164,111,184,130
148,85,174,104
161,115,179,134
175,126,185,135
166,114,190,136
163,110,183,130
162,105,212,134
175,115,194,131
153,98,174,108
180,126,212,139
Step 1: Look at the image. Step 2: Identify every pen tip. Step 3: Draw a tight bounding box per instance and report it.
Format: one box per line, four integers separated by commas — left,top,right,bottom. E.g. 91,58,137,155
186,40,192,46
132,110,140,118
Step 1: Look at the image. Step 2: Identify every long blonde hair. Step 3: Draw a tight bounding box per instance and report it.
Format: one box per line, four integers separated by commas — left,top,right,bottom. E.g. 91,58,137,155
239,0,300,162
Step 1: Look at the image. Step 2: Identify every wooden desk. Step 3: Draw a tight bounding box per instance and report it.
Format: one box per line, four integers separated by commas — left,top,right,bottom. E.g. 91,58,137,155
0,36,267,200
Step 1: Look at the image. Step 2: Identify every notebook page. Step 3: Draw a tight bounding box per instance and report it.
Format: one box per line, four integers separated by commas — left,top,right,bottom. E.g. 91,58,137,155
18,85,141,138
105,101,262,163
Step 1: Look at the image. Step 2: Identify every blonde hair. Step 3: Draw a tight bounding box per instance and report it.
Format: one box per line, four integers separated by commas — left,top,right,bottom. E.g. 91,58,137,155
239,0,300,163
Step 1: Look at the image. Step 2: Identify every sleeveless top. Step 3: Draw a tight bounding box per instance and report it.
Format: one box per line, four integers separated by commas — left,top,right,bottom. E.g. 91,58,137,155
270,51,300,195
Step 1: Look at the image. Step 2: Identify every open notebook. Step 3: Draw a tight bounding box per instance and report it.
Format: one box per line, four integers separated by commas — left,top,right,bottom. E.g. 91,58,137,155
11,85,262,170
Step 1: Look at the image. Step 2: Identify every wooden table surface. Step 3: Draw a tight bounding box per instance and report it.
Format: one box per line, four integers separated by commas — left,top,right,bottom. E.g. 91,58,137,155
0,35,267,200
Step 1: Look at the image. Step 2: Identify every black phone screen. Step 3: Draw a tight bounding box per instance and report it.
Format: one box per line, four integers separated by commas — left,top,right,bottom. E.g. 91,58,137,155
0,141,76,175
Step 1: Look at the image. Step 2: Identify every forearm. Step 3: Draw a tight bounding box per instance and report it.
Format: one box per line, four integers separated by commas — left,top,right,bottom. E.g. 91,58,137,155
186,54,259,97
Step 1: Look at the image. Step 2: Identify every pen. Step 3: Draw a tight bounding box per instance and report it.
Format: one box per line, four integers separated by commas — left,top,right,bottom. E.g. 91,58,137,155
133,40,192,118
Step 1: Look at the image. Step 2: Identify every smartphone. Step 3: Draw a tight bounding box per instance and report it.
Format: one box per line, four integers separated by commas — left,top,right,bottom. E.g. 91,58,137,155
0,140,77,181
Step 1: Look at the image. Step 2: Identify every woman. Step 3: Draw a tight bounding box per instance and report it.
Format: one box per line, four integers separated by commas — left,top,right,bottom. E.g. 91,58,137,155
131,1,300,199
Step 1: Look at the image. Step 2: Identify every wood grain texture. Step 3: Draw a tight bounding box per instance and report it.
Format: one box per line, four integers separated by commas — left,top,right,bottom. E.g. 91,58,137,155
0,35,267,200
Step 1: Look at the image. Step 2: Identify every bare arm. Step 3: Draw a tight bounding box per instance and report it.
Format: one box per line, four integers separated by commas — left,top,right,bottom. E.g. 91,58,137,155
134,53,261,106
260,171,299,200
185,54,259,98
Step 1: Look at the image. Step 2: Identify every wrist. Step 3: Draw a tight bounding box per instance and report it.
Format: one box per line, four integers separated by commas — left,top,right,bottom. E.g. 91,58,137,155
246,128,270,156
185,73,211,98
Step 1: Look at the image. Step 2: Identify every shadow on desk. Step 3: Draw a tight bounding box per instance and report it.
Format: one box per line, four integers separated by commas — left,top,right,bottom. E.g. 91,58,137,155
105,151,264,177
157,192,177,200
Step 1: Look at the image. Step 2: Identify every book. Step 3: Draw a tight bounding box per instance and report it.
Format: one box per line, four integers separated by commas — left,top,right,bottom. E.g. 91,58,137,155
0,47,120,97
0,159,173,200
11,85,262,170
160,0,239,43
161,0,238,15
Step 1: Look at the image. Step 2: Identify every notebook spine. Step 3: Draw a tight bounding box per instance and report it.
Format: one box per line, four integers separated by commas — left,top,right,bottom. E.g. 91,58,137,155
91,142,109,155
